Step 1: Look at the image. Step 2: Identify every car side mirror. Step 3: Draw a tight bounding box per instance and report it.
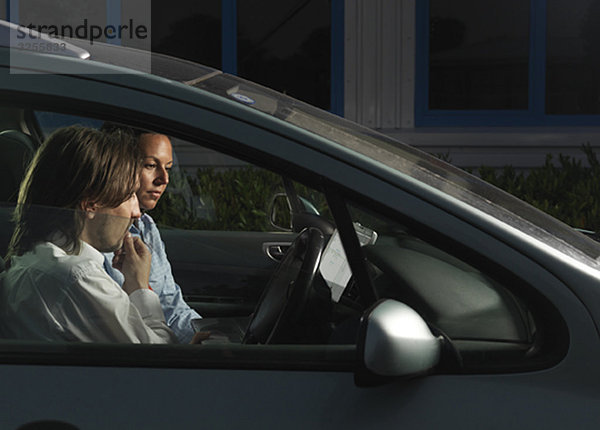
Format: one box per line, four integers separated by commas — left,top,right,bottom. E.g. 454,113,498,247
355,299,442,386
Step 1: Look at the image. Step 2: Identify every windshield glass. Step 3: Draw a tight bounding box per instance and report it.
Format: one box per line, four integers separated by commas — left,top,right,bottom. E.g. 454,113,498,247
192,74,600,266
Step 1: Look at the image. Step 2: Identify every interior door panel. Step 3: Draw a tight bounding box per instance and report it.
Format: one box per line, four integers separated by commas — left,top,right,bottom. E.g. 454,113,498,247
160,228,297,316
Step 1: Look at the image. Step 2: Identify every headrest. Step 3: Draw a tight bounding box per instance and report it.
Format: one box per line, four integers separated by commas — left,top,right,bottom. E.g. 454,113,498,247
0,130,35,202
0,129,35,153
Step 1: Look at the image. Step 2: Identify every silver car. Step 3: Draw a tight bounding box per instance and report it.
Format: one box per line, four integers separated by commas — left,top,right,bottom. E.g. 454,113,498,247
1,21,600,429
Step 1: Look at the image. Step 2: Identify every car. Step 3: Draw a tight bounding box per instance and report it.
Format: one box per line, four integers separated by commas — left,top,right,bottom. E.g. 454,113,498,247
1,20,600,429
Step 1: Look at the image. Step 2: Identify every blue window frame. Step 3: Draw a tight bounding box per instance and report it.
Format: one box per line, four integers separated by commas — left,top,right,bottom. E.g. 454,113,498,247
330,0,345,116
221,0,237,74
221,0,344,116
416,0,600,126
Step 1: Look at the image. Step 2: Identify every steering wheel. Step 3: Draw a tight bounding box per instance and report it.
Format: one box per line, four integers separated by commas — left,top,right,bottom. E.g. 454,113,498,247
243,227,326,344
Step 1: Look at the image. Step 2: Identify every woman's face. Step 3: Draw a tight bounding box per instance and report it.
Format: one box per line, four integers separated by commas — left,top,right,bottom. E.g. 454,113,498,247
137,133,173,211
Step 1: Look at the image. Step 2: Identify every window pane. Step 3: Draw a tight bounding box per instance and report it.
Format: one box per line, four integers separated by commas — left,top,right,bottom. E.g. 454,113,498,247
546,0,600,114
345,202,567,371
429,0,529,110
12,111,343,344
237,0,331,110
151,0,222,69
34,111,103,136
153,140,287,232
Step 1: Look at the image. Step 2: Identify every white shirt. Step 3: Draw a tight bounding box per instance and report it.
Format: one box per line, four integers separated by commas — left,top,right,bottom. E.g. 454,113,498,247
0,240,177,343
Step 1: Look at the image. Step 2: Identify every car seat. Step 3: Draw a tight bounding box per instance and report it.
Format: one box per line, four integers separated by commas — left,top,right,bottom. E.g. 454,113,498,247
0,130,35,262
0,129,35,202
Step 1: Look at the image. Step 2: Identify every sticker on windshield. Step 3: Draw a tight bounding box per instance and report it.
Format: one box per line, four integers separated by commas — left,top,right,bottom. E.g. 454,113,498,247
231,93,256,105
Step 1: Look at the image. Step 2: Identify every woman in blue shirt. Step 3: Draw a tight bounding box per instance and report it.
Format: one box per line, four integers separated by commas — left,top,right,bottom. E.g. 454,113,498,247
104,129,201,343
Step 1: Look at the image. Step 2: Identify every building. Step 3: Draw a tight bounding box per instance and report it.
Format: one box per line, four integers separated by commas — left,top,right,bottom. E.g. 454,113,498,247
5,0,600,170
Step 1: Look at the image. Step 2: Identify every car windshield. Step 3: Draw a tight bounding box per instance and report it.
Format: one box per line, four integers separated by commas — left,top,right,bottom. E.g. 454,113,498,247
192,74,600,266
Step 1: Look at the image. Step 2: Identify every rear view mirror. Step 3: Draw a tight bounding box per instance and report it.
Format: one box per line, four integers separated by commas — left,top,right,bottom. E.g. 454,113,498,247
356,299,441,385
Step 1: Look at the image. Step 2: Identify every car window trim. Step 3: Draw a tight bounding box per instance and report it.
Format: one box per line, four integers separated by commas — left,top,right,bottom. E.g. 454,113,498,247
0,341,357,371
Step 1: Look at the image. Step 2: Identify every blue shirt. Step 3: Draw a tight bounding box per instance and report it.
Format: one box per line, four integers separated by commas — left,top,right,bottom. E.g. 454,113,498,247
104,213,201,343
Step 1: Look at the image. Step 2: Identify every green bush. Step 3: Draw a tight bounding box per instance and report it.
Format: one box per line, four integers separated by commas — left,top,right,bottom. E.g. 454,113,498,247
152,166,286,231
478,144,600,231
152,145,600,233
149,167,199,229
191,167,284,231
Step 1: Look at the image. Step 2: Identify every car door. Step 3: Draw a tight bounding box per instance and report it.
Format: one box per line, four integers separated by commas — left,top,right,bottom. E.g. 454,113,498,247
1,178,598,430
2,51,600,429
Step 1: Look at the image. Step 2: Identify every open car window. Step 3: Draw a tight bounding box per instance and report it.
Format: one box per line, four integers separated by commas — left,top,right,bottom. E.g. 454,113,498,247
0,108,566,375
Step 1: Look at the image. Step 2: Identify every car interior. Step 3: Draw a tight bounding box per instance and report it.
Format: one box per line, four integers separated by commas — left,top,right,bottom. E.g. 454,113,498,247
0,105,569,375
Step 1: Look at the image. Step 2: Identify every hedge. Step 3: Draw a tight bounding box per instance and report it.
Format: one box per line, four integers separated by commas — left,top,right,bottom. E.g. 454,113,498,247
152,167,281,231
478,144,600,231
151,166,331,231
151,145,600,232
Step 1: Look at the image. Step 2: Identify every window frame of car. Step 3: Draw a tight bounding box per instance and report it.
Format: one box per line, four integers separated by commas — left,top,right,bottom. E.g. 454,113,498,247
0,71,581,377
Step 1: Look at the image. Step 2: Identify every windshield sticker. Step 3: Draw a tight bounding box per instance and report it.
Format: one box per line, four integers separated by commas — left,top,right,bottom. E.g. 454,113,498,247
231,93,255,105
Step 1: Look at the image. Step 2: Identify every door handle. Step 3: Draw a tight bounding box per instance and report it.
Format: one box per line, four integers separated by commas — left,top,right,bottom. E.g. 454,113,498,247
262,242,291,261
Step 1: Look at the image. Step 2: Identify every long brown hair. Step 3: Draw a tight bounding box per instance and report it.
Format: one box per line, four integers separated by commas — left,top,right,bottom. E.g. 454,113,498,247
6,126,141,263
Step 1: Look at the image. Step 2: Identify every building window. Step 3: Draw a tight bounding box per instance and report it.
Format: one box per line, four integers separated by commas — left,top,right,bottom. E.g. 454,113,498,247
428,0,529,111
7,0,342,114
546,0,600,115
151,0,222,70
416,0,600,126
237,0,332,111
152,0,341,113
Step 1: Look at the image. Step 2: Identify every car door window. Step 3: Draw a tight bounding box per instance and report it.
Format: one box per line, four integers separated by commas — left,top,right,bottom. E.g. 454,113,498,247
34,111,103,136
0,108,566,377
154,139,287,232
32,111,299,315
13,110,343,343
152,142,300,317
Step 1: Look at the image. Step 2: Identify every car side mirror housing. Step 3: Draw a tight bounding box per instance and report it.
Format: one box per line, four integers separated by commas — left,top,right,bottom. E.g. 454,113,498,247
356,299,441,386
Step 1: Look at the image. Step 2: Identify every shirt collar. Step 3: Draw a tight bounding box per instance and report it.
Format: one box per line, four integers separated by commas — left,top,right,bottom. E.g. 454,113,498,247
77,240,106,266
130,219,141,235
48,233,106,266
